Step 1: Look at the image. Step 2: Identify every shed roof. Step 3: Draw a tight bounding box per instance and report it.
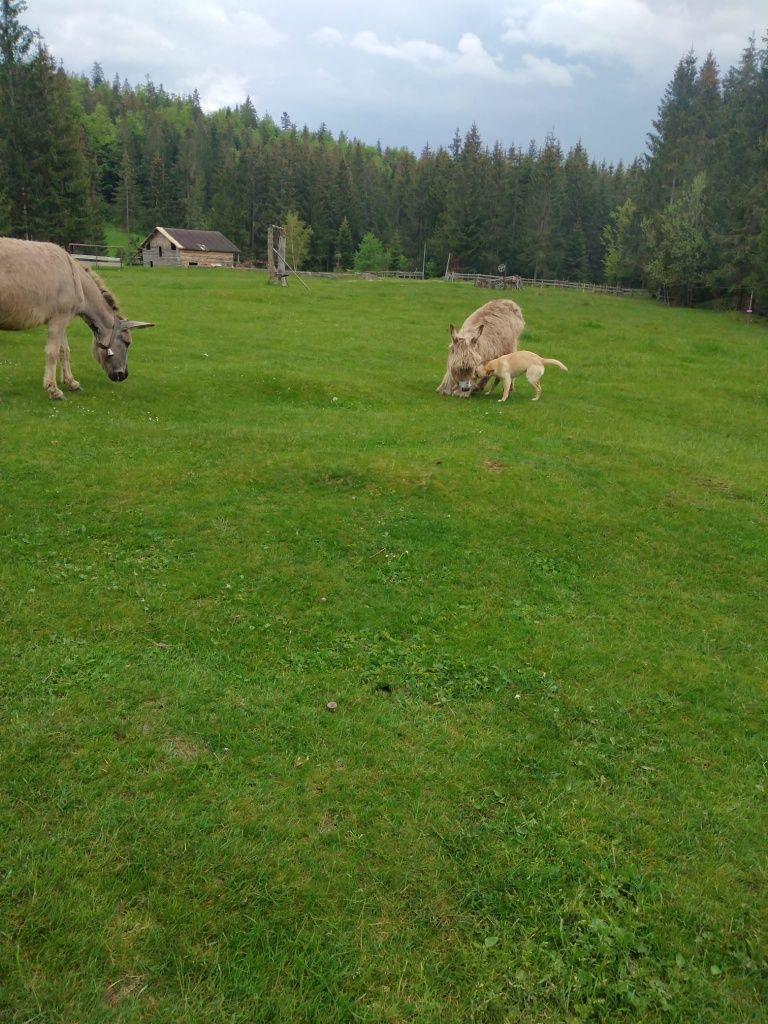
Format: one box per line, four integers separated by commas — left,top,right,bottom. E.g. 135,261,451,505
142,227,240,253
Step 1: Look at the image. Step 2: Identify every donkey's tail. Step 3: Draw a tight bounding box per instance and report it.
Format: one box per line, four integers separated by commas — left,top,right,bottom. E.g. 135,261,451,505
541,358,568,371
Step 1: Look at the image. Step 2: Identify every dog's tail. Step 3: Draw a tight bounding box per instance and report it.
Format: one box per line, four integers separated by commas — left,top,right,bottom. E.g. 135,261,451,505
541,358,568,372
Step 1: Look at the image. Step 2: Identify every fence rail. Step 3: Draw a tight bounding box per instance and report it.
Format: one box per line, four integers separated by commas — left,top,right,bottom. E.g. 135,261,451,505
369,270,425,279
71,254,123,269
446,272,645,297
231,265,645,296
68,243,123,269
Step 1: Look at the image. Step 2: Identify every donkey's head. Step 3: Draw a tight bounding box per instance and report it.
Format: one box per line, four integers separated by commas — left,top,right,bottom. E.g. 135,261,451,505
85,271,154,382
92,318,154,382
448,322,485,394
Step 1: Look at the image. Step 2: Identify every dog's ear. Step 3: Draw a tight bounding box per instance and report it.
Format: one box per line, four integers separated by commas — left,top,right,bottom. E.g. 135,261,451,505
449,324,459,344
470,324,485,346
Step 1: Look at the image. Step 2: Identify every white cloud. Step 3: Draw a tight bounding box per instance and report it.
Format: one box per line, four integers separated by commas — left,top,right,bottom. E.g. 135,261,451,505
230,12,288,47
190,71,251,112
454,32,510,80
331,28,577,87
184,1,230,27
311,27,345,46
502,0,655,64
515,54,578,88
50,13,176,65
351,30,465,70
501,1,762,74
40,3,287,77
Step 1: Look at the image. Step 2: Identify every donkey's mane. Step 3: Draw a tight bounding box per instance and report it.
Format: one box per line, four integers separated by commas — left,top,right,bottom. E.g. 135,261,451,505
84,267,121,314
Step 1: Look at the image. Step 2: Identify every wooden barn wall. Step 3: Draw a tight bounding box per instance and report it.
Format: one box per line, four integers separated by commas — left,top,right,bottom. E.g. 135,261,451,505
179,251,235,267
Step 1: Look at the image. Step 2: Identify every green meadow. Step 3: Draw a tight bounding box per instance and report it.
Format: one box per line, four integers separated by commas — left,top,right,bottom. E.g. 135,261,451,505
1,270,766,1023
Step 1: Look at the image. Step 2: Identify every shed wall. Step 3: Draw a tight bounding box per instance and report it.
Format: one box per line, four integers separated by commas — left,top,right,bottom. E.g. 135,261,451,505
142,246,181,267
180,251,235,268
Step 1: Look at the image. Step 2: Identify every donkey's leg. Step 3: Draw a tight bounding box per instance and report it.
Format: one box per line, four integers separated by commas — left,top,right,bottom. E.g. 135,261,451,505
58,330,81,392
44,320,67,399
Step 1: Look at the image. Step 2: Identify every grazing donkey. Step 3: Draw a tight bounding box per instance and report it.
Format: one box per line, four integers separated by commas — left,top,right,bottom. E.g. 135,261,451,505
437,298,525,397
0,237,154,399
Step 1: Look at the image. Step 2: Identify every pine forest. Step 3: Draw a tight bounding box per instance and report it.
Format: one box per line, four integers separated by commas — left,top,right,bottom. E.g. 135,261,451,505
1,2,767,308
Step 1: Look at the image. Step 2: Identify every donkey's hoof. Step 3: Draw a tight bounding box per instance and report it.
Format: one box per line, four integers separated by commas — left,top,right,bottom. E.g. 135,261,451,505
66,381,82,392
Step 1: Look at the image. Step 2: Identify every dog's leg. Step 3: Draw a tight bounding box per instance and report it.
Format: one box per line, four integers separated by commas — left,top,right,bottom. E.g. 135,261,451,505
499,374,513,402
526,364,544,401
485,374,499,395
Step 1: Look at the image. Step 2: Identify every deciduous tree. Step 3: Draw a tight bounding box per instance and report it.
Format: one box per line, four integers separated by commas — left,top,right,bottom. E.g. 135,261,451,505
283,209,312,269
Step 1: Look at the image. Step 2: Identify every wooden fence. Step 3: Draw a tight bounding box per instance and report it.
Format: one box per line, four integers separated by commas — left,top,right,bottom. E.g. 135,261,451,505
445,272,645,297
68,243,123,269
369,270,425,279
230,266,645,296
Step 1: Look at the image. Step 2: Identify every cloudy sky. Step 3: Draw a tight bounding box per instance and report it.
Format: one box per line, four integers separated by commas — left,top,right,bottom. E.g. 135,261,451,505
25,0,767,164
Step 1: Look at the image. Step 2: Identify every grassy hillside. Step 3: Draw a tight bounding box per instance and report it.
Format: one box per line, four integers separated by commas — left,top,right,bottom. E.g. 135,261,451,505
1,272,766,1022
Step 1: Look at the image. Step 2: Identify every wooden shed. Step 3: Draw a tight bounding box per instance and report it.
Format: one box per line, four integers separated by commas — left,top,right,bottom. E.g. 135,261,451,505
140,227,240,268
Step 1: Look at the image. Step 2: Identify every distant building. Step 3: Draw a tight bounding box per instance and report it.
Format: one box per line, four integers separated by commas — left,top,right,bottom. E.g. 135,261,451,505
140,227,240,268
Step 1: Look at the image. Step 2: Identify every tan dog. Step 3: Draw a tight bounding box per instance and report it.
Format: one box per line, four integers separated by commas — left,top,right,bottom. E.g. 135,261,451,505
476,350,568,402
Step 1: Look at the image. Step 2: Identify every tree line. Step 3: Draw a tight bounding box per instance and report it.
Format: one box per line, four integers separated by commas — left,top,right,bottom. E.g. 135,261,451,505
1,2,766,306
604,38,768,308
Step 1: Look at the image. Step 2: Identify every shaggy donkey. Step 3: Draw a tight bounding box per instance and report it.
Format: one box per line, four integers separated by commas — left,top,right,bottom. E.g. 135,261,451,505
437,299,525,397
0,237,154,399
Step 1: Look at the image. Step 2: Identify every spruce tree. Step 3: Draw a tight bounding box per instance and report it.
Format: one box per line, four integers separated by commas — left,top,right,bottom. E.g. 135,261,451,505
0,0,36,236
602,199,645,287
387,231,407,271
0,172,10,233
389,149,420,258
1,4,102,243
352,232,389,273
443,124,488,271
645,51,699,209
708,37,768,304
520,134,566,279
336,217,354,270
113,148,145,237
646,173,709,304
19,46,103,243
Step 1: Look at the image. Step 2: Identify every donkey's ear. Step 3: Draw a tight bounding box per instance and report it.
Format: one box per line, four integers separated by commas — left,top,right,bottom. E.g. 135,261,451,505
122,320,155,330
449,323,459,344
470,324,485,346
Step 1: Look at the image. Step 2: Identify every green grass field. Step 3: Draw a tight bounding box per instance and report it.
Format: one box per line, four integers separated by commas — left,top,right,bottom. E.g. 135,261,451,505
1,271,766,1023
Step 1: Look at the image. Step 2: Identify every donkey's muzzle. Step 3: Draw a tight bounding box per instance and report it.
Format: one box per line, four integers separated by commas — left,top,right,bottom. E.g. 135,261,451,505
109,369,128,382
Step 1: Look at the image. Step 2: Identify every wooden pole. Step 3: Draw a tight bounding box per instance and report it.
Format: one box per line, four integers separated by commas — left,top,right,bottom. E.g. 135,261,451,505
268,224,288,285
271,248,311,292
267,225,276,283
277,230,287,287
